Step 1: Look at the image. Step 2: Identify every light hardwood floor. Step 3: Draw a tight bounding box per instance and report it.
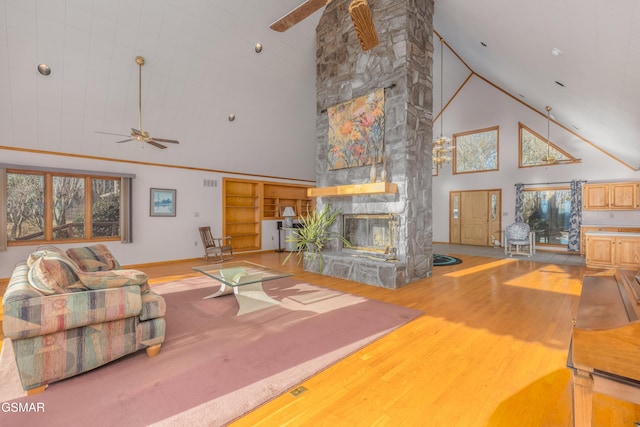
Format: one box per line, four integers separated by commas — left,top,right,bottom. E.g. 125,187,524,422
2,251,639,425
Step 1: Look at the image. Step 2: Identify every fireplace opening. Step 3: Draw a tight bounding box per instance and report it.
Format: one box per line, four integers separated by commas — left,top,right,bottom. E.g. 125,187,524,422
343,214,397,253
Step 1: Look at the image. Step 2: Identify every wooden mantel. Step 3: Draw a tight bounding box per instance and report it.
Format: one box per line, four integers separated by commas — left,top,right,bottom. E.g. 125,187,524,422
307,182,398,197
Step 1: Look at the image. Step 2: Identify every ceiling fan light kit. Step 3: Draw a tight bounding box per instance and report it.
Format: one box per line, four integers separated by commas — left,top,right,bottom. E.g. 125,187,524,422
349,0,379,51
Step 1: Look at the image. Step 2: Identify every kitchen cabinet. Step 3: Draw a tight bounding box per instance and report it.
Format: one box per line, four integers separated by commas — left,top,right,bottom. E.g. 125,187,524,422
584,232,640,269
583,182,640,210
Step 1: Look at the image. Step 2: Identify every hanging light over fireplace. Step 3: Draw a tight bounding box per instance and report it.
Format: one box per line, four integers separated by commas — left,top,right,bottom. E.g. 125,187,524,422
433,37,453,169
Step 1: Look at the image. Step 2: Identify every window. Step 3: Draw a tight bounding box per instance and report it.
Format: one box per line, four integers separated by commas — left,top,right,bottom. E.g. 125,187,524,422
6,170,121,244
519,122,578,167
522,187,572,246
453,126,499,174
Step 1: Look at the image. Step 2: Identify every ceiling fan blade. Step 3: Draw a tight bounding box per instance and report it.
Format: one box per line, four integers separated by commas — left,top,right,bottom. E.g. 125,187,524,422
115,138,135,144
131,128,143,137
152,137,180,144
96,131,130,137
146,140,167,149
270,0,330,32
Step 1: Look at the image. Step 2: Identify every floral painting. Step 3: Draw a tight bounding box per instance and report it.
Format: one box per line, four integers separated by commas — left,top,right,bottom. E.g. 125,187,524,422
327,88,385,170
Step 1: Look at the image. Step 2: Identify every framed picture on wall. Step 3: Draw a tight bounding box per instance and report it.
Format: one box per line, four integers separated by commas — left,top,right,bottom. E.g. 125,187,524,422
150,188,176,217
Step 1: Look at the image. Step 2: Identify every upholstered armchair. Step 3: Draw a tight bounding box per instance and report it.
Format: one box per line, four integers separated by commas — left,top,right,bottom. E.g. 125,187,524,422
503,222,536,257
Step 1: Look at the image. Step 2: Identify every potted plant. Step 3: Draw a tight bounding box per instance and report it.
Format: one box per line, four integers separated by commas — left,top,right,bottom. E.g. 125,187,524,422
283,203,351,270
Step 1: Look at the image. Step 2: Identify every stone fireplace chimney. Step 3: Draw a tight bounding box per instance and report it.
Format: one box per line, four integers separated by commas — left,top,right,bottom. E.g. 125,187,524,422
307,0,434,289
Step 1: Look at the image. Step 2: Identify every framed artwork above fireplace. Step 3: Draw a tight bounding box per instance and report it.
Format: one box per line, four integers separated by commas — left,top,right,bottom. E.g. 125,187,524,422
326,88,385,170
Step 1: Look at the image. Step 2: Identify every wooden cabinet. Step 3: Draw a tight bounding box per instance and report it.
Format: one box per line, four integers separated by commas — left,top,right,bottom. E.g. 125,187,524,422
580,226,640,254
223,179,260,251
583,182,640,210
585,233,640,269
223,179,315,252
263,183,314,219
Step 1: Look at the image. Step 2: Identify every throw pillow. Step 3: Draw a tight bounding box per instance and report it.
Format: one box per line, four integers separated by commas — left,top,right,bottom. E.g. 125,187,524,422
66,244,121,272
27,254,86,295
77,269,149,290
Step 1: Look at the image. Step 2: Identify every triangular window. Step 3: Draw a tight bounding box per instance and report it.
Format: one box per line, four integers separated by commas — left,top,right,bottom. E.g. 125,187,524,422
519,122,578,167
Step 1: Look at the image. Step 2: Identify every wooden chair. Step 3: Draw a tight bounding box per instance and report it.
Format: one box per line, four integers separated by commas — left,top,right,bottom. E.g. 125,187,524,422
198,226,233,261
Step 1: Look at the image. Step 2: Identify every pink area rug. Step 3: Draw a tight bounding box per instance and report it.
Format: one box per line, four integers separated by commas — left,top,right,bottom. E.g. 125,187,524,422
0,276,422,426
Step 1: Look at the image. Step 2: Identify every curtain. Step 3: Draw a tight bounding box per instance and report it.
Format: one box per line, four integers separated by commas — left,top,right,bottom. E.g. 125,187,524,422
120,177,132,243
0,168,6,251
567,180,583,251
514,183,524,223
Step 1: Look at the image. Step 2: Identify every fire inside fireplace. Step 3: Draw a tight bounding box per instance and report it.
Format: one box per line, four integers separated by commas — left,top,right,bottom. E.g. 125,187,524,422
343,214,396,253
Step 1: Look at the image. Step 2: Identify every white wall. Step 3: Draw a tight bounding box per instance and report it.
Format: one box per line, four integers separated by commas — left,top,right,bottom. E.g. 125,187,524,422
0,149,312,277
432,75,640,243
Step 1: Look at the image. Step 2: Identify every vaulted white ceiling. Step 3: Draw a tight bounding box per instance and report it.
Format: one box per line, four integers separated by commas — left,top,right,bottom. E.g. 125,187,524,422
2,0,639,178
434,0,640,170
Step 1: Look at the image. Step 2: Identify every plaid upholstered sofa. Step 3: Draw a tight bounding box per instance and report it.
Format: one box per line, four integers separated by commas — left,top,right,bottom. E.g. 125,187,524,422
2,244,166,393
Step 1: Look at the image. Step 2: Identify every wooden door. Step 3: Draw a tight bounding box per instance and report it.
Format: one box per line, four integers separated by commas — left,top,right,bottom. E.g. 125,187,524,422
583,184,609,210
610,183,639,209
450,192,461,244
617,237,640,268
460,191,489,246
585,235,615,268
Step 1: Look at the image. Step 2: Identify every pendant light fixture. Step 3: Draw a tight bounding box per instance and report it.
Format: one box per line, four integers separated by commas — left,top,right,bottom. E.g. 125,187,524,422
433,37,453,169
541,106,557,164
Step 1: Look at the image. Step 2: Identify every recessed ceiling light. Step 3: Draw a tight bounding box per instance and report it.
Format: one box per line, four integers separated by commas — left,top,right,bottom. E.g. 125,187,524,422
37,63,51,76
555,81,565,87
551,47,562,56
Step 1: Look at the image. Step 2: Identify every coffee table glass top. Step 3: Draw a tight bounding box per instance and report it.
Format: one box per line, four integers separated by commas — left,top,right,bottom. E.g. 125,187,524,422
192,261,292,287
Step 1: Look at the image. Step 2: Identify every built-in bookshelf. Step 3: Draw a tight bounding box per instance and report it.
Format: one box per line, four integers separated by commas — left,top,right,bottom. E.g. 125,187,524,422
222,179,315,252
223,179,260,251
263,183,314,220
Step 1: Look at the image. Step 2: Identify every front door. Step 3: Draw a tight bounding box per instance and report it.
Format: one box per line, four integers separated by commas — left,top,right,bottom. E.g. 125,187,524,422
460,191,489,245
451,189,502,246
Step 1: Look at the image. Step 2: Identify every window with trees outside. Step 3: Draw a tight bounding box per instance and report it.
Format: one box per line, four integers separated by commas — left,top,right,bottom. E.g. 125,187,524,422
522,186,572,247
6,170,121,244
519,122,578,167
453,126,499,174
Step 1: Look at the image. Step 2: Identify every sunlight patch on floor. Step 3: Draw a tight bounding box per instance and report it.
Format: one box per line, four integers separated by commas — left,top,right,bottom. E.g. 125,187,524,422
503,264,582,296
443,258,517,278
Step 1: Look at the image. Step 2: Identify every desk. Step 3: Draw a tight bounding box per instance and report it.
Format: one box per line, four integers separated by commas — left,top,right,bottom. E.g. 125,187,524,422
192,261,292,315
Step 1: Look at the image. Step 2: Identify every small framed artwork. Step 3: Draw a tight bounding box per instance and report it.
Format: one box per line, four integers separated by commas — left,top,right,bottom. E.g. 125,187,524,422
150,188,176,217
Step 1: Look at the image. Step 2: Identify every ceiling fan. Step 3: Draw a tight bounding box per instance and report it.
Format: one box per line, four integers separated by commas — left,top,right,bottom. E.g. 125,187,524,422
97,56,180,149
270,0,379,51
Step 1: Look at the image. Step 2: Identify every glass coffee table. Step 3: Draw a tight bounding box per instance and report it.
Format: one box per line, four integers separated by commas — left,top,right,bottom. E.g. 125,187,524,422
192,261,292,315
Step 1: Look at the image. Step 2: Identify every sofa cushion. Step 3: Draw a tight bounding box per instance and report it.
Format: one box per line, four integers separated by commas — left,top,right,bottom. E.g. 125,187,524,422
77,269,149,290
3,285,143,339
66,244,121,272
27,245,77,269
27,253,86,295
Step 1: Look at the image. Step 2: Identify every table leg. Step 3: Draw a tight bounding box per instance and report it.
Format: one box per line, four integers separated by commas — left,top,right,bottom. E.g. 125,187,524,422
234,281,280,315
202,282,233,299
571,368,594,427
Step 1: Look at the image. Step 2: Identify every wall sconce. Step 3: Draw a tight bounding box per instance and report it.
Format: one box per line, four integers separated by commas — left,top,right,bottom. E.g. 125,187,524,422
37,63,51,76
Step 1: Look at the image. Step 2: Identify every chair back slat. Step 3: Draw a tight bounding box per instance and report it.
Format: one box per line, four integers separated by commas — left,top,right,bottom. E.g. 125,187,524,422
199,227,216,248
